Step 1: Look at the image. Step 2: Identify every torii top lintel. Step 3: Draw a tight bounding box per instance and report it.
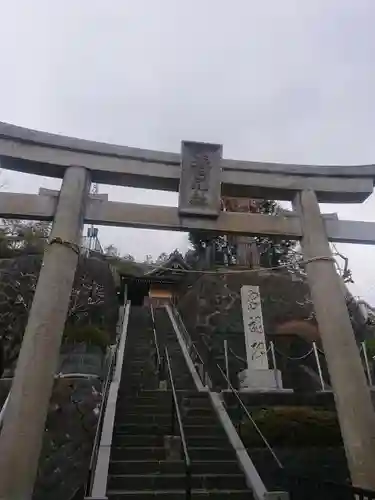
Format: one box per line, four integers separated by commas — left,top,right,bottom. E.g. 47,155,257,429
0,121,374,203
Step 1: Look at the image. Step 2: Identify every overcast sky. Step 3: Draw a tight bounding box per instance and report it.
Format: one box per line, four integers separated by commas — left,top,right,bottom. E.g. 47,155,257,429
0,0,375,302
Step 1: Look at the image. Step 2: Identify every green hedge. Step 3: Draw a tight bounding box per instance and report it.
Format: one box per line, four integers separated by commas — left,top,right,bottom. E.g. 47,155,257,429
239,406,342,447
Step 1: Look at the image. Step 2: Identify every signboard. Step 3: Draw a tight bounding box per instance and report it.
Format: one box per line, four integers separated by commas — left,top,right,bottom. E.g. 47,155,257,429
178,141,222,218
240,285,269,370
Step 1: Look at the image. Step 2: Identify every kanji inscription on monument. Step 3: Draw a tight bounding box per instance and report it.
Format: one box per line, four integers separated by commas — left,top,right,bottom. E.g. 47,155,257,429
241,285,269,370
178,140,222,218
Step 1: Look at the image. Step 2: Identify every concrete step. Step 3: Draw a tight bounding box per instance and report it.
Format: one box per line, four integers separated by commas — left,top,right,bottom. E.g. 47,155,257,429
107,489,252,499
119,373,159,382
115,405,215,418
118,390,208,397
125,343,154,349
119,376,159,384
109,460,241,476
182,400,212,410
122,359,154,366
125,342,153,348
120,370,155,378
111,447,235,461
120,367,157,374
108,473,247,491
114,424,226,437
115,401,213,416
118,382,161,391
111,447,166,461
116,391,211,404
115,403,172,414
125,344,154,350
121,358,155,365
115,414,217,426
112,434,230,449
125,347,153,353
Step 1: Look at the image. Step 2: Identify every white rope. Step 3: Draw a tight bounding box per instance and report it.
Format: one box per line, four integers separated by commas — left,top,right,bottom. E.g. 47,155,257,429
274,346,315,360
228,347,246,364
143,255,334,275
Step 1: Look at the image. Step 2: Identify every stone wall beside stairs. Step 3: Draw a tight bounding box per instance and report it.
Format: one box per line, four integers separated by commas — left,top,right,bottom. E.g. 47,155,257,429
177,271,323,391
32,376,102,500
178,270,314,342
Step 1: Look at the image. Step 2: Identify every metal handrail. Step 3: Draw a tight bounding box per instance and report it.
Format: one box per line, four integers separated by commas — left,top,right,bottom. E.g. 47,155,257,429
150,302,162,373
164,346,191,500
85,343,117,495
215,361,284,469
0,392,10,429
361,341,373,386
87,300,131,498
173,308,204,363
172,307,207,384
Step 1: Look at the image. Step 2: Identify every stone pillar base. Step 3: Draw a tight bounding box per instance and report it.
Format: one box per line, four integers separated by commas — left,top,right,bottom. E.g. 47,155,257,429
159,380,167,391
164,435,181,461
238,368,284,391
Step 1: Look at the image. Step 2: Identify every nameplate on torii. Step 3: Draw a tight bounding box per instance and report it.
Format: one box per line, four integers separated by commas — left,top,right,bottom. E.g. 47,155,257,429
240,285,269,370
178,140,222,218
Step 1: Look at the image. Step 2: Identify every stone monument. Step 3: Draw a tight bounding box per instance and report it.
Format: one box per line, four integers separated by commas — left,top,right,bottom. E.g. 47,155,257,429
239,285,283,390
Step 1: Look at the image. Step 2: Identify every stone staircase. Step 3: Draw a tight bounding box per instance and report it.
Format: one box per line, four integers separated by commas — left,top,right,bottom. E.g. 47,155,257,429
154,307,196,390
105,305,254,499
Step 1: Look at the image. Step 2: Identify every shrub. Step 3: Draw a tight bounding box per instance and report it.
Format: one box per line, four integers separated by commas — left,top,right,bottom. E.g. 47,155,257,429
365,338,375,359
239,406,342,447
62,325,111,352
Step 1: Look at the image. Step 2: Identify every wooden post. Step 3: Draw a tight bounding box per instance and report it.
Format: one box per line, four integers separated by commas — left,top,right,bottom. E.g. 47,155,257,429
236,237,260,268
294,189,375,489
0,166,91,500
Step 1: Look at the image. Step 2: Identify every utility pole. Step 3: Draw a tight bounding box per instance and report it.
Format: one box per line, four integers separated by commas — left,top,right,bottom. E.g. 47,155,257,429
88,183,99,252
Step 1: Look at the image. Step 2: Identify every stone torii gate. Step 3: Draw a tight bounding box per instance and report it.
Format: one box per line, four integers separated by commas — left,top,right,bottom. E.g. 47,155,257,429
0,124,375,498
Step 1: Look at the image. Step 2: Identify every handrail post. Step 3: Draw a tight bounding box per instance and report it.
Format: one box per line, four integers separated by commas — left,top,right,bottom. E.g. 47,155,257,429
164,346,191,500
362,342,373,387
171,391,175,435
186,465,192,500
224,339,230,390
270,341,280,390
313,342,325,391
150,302,162,378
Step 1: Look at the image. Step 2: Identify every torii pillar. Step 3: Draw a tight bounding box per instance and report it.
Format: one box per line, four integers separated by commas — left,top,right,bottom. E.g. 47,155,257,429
294,189,375,490
0,166,90,500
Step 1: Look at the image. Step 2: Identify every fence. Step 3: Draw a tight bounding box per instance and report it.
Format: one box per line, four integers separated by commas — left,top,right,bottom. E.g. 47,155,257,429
221,338,374,392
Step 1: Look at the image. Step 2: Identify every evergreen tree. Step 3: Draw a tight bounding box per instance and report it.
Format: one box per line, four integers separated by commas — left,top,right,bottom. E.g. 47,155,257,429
254,200,298,269
187,199,299,270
